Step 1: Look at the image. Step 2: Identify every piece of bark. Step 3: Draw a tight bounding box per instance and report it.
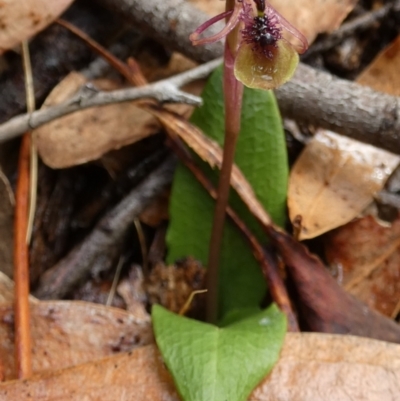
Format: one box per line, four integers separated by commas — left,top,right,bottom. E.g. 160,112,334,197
0,0,123,125
34,157,176,300
267,227,400,343
96,0,400,153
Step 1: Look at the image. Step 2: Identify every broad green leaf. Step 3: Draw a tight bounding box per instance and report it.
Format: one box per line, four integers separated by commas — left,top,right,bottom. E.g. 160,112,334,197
152,304,286,401
167,66,288,318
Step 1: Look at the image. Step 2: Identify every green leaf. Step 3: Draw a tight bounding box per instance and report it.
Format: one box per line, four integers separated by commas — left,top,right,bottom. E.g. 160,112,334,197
152,304,286,401
167,66,288,318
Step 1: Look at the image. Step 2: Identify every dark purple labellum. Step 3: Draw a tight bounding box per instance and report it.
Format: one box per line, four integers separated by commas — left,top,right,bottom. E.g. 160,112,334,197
242,13,282,59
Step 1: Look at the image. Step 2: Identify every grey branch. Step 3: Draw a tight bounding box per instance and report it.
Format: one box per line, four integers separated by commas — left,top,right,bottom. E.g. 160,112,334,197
96,0,400,154
0,58,221,143
34,156,176,299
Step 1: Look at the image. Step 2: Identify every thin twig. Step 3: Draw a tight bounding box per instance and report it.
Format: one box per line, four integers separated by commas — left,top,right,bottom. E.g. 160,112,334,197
21,41,38,245
13,40,34,380
0,59,221,144
13,132,32,379
106,256,125,307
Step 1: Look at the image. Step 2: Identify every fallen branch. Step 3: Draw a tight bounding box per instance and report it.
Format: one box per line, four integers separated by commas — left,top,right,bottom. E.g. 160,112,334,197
34,156,176,299
0,59,221,143
95,0,400,154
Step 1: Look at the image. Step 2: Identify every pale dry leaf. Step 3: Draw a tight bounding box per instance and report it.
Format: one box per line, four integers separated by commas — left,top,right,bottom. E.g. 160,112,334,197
289,33,400,240
0,169,13,278
0,271,19,304
288,131,400,239
269,0,357,44
320,35,400,316
358,35,400,96
1,333,400,401
0,0,73,54
33,72,161,168
0,298,152,380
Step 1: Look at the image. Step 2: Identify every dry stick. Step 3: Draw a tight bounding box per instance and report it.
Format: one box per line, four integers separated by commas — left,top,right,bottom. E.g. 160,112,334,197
13,42,34,380
13,133,32,379
0,58,221,144
168,137,299,331
56,19,141,86
95,0,400,154
34,157,176,299
22,41,38,245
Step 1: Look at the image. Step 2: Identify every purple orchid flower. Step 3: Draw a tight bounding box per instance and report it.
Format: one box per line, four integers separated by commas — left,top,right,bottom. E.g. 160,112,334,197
190,0,308,90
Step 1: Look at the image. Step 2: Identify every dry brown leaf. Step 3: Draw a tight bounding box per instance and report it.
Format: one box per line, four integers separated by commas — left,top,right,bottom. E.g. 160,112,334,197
288,131,400,239
1,333,400,400
0,0,73,54
288,34,400,240
358,35,400,96
0,275,152,380
0,170,13,278
325,215,400,317
33,72,160,168
269,0,357,44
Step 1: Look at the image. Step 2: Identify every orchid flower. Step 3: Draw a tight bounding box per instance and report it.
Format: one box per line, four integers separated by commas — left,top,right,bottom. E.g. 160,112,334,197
195,0,308,323
190,0,308,90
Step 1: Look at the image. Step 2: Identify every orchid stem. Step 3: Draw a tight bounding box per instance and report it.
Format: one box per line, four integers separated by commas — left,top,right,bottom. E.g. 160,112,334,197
206,39,244,323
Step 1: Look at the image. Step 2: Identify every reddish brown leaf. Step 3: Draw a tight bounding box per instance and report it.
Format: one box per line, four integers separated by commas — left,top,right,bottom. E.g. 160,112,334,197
267,227,400,342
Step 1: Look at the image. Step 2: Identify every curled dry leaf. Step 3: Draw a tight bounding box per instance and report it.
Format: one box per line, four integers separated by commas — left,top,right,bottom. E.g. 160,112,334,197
33,72,160,168
0,0,73,54
146,105,273,228
1,333,400,401
267,227,400,342
325,214,400,318
288,130,400,240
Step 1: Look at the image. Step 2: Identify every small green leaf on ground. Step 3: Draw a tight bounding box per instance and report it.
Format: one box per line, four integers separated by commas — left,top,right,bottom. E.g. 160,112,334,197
167,66,288,318
152,304,287,401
